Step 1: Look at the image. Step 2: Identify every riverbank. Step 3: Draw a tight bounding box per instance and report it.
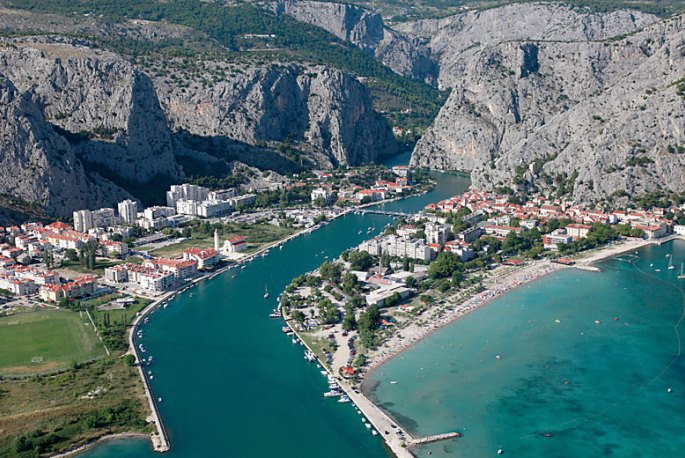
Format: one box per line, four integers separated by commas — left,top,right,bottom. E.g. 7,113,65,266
115,195,416,454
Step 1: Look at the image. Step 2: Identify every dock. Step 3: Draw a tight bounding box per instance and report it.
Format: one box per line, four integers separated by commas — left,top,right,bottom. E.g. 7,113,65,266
410,432,462,445
285,318,461,457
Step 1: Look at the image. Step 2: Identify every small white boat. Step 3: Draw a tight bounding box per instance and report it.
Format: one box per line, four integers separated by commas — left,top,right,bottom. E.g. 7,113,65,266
372,430,378,436
324,390,343,398
241,265,246,270
264,285,270,299
390,381,398,384
338,395,351,403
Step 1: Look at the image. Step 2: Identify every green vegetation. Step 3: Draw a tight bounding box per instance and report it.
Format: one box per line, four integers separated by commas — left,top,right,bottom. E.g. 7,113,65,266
7,0,446,132
0,310,106,376
0,356,150,457
149,220,296,257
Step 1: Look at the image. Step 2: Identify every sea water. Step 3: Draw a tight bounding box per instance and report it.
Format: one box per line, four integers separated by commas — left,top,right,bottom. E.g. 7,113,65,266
366,241,685,457
82,168,470,458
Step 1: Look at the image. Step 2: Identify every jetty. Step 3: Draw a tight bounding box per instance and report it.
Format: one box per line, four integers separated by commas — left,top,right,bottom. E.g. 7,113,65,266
285,318,460,458
410,432,462,445
358,209,412,217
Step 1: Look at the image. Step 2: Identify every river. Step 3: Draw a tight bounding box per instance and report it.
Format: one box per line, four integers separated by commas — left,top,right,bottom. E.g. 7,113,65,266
82,154,470,458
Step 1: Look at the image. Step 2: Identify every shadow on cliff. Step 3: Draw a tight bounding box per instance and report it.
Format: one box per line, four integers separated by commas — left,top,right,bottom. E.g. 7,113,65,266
51,126,303,207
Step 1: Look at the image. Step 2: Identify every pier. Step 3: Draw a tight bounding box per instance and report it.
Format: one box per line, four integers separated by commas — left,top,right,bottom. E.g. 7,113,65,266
410,432,462,445
357,209,412,217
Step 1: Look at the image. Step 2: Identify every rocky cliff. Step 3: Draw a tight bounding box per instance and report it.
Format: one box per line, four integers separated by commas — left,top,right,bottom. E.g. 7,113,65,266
269,0,437,83
408,3,685,202
0,36,397,217
0,75,130,216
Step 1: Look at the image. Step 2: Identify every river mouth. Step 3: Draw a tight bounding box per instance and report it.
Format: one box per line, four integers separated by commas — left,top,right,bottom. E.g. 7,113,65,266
81,164,470,457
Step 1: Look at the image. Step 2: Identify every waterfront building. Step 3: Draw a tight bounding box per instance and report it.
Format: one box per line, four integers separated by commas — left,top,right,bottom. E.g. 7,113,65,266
542,228,573,250
118,199,139,224
311,188,334,205
104,264,175,292
359,235,432,262
144,257,198,280
566,223,592,239
634,222,668,239
224,236,247,253
183,247,219,269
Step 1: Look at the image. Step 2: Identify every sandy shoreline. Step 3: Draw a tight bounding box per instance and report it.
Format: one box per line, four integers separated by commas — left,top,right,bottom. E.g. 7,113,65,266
356,235,684,456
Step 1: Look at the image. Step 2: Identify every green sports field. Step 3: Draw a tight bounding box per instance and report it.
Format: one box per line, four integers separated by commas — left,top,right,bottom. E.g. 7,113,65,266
0,309,107,376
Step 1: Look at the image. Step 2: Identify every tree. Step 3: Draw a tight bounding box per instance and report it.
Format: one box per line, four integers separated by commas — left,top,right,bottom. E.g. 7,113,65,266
291,309,305,325
124,354,136,367
428,252,463,279
341,272,359,295
64,248,78,262
42,249,54,269
342,304,357,331
380,251,391,269
402,256,410,271
320,261,342,283
405,276,417,288
349,250,374,271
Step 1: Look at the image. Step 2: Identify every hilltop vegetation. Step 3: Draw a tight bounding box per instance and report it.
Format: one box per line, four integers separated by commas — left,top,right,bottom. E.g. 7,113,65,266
2,0,446,133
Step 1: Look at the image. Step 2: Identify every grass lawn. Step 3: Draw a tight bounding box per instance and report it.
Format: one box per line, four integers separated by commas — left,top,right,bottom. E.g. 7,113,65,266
0,310,107,376
59,258,124,275
149,224,296,258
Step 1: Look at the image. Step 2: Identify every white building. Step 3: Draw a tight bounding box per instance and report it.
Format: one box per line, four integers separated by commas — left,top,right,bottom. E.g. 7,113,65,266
425,222,451,245
118,199,138,225
166,184,209,207
311,188,333,205
73,209,94,233
92,208,120,228
143,206,176,220
208,189,236,201
359,236,432,262
224,236,247,253
197,200,233,218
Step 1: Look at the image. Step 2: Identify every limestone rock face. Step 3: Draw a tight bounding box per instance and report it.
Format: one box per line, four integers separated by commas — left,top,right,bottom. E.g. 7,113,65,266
269,0,438,83
0,77,129,217
408,4,685,201
0,36,396,216
155,63,398,167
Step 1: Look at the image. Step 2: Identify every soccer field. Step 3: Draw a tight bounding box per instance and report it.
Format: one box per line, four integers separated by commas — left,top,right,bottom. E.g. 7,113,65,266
0,309,107,376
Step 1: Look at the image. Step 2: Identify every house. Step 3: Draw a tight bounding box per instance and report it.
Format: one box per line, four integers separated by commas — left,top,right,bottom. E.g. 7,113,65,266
366,284,416,307
224,236,247,253
566,224,592,239
634,223,668,239
484,225,523,237
145,257,198,280
542,228,573,250
183,247,219,269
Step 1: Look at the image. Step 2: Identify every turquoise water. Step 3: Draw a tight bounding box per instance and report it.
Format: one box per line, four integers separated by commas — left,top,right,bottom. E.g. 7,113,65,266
366,242,685,457
82,166,470,457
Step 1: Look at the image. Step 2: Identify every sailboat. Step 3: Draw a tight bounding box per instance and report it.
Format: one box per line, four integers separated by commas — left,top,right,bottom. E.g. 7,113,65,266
679,263,685,279
263,285,270,299
668,256,676,270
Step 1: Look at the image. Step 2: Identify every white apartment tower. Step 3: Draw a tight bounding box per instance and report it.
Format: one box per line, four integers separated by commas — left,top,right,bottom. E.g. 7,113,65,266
118,199,138,225
73,210,94,233
166,184,209,207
